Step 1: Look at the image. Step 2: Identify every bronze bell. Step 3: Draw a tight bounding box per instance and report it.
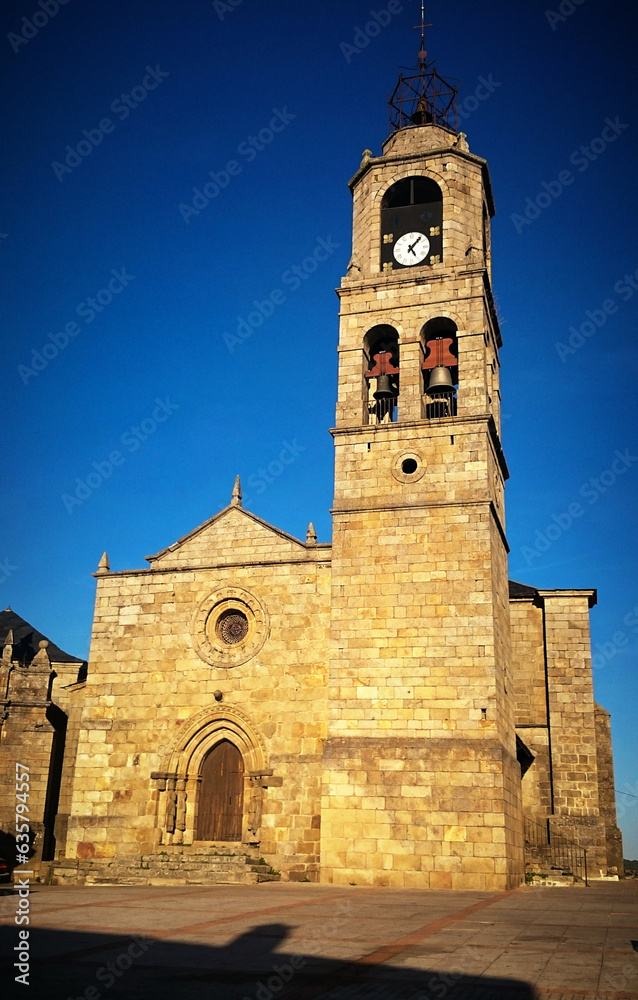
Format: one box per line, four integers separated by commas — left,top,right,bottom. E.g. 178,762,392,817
373,374,395,399
411,96,433,126
427,366,454,393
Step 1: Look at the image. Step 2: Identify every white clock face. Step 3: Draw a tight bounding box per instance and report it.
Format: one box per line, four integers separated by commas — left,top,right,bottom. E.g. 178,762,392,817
393,231,430,266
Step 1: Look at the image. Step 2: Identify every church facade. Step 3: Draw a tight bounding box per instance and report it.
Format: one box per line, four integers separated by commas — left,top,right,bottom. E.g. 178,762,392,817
0,56,623,889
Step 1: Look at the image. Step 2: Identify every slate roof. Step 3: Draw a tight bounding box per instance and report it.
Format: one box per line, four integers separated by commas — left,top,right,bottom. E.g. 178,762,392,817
0,608,86,666
508,580,539,599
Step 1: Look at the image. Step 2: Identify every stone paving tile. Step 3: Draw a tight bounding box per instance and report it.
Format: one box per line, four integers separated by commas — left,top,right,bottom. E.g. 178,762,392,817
1,881,637,999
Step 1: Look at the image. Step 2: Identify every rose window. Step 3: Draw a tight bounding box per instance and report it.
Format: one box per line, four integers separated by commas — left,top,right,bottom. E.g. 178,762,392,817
216,610,249,645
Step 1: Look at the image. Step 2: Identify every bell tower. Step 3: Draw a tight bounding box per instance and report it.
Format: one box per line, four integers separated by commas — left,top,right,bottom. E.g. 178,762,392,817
321,23,524,890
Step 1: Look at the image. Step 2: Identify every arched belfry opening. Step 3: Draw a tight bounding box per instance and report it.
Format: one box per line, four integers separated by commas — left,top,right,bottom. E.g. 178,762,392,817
364,325,400,424
197,739,244,842
421,317,458,418
381,177,443,272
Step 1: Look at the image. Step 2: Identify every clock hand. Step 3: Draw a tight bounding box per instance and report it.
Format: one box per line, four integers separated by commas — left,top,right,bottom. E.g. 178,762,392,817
408,236,423,254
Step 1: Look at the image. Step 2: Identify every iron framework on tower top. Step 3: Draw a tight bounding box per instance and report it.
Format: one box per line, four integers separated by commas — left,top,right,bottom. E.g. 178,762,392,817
389,64,459,134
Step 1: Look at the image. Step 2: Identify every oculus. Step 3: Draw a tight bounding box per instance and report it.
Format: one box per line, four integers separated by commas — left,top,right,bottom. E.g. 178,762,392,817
191,588,268,668
392,451,426,484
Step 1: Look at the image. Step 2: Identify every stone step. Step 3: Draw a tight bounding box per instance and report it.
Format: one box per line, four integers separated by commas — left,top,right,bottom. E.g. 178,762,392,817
44,850,279,886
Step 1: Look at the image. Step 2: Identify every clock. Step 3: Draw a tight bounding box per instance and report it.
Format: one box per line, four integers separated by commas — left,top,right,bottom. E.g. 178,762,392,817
380,176,443,270
393,231,430,267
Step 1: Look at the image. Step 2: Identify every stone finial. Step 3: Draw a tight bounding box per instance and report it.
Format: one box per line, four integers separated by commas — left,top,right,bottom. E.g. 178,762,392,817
454,132,469,152
231,475,242,507
96,552,110,575
2,629,13,663
360,148,372,168
306,522,318,545
32,639,50,667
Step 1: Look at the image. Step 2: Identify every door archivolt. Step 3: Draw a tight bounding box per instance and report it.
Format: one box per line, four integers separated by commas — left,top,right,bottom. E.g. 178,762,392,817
154,706,269,846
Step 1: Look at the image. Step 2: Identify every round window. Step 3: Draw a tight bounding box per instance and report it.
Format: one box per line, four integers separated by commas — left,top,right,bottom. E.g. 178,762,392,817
191,588,269,668
216,609,249,645
392,451,426,483
402,458,418,475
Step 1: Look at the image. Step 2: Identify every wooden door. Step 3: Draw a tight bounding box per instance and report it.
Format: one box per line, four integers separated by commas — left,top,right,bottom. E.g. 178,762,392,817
197,741,244,841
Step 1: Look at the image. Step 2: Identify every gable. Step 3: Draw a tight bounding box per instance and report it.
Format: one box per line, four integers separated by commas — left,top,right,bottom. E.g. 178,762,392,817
147,505,311,569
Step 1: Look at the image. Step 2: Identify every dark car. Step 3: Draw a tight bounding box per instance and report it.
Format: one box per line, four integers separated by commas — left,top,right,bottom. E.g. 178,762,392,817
0,857,11,883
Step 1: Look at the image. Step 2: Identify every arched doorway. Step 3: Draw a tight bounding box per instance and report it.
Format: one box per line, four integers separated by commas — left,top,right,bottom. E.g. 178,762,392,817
197,740,244,841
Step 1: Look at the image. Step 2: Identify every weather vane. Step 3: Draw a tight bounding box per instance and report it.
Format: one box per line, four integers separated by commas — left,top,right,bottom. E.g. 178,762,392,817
414,0,432,66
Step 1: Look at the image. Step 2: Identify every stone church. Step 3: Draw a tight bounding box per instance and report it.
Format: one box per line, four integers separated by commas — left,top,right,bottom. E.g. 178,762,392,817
0,44,623,890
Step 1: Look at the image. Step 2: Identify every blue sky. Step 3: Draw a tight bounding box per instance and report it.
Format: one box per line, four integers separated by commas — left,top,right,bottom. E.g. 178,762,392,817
2,0,637,856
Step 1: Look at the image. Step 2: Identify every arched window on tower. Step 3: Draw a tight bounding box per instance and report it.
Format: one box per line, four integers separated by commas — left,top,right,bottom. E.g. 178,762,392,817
381,177,443,273
421,318,458,419
364,325,400,424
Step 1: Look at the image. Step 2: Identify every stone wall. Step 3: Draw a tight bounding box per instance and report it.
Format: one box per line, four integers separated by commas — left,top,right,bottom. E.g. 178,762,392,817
0,642,84,866
66,506,331,881
594,703,624,875
321,123,522,890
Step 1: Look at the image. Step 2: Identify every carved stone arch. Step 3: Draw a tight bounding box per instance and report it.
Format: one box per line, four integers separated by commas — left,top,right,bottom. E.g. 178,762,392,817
372,164,450,211
421,308,464,332
356,318,406,345
171,704,268,777
156,705,269,846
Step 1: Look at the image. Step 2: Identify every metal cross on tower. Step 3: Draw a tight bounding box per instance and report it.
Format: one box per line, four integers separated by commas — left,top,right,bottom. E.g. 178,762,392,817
415,0,432,66
389,2,458,134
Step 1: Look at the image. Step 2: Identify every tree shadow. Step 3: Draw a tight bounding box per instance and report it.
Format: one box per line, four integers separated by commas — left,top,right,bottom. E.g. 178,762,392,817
0,912,539,1000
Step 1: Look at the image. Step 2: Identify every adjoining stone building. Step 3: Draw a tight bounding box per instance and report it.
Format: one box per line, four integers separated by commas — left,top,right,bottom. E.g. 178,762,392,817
0,46,623,888
0,610,86,866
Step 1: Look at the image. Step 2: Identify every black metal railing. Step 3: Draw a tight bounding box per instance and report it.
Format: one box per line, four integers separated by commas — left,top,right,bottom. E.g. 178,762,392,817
423,391,457,419
524,816,588,885
368,396,398,423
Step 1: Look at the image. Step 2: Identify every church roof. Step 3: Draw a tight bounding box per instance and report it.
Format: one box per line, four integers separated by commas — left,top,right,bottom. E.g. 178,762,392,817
0,608,86,665
508,580,539,599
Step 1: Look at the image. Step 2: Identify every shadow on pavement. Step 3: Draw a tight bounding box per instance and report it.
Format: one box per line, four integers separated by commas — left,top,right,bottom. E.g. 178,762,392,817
0,918,538,1000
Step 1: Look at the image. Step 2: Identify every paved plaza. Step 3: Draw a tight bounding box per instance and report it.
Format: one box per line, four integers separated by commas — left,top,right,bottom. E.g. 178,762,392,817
1,880,637,999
